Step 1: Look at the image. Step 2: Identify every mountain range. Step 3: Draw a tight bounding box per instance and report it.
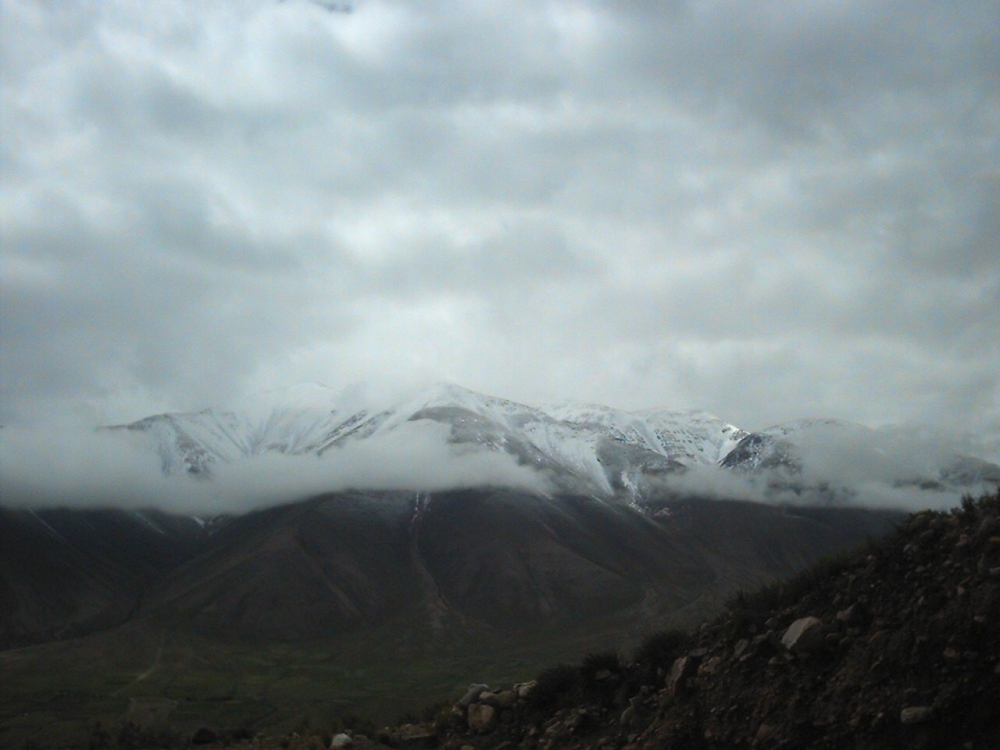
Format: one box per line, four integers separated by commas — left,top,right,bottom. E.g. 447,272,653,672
103,383,1000,504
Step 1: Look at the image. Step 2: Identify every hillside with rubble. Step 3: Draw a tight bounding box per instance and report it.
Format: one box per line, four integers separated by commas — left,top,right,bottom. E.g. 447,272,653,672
335,491,996,750
420,490,1000,750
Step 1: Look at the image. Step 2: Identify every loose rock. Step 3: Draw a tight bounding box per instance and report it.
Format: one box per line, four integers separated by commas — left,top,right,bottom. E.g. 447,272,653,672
900,706,934,725
458,684,490,708
781,616,825,656
468,703,497,733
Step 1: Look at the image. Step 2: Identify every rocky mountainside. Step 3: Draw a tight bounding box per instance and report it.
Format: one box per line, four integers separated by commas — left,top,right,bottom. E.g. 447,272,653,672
101,383,998,503
354,489,999,750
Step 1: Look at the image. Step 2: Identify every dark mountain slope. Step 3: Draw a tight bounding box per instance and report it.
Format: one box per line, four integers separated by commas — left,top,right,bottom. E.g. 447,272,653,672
1,492,905,650
413,493,904,633
0,491,911,746
412,492,712,627
133,491,905,643
0,508,205,649
143,492,422,639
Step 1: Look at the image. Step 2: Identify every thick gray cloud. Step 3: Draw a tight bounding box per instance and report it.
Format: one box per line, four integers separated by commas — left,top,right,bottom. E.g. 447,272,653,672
2,0,998,462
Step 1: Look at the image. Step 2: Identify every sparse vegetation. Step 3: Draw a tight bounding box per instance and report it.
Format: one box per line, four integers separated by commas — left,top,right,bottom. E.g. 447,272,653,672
631,628,688,672
525,663,580,712
721,542,866,639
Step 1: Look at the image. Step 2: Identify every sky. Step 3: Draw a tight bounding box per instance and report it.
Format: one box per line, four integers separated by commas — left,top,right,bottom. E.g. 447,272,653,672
2,0,999,463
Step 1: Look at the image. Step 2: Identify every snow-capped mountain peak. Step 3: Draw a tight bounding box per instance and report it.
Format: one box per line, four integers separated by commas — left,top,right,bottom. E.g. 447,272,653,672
106,383,744,495
104,383,1000,503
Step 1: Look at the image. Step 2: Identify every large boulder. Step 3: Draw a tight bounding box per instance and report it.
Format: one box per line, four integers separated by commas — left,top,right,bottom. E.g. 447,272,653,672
457,683,490,708
496,689,518,708
467,703,497,733
394,724,435,743
667,654,701,696
514,680,537,699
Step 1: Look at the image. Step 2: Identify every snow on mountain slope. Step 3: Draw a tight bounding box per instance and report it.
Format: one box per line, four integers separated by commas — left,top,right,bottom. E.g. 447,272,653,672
104,383,999,504
721,419,1000,498
105,383,746,498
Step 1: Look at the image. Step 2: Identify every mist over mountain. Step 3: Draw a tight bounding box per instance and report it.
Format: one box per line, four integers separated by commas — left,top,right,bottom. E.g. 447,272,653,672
2,383,996,515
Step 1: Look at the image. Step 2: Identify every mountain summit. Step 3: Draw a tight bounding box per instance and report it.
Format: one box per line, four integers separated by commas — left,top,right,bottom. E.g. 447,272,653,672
104,383,746,499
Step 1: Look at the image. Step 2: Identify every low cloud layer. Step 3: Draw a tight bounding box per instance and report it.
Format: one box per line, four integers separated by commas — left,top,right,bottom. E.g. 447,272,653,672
644,418,999,512
0,419,552,514
3,408,992,515
660,464,970,514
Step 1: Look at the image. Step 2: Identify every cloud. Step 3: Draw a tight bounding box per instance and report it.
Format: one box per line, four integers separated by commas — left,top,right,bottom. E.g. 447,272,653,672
2,401,991,516
651,462,970,515
1,0,998,463
636,416,1000,513
0,417,552,514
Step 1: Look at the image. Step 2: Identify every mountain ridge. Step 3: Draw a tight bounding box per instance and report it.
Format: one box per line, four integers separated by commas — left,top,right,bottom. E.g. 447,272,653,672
102,382,999,505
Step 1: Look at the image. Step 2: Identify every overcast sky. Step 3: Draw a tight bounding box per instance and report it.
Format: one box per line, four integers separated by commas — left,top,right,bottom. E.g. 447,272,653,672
2,0,998,460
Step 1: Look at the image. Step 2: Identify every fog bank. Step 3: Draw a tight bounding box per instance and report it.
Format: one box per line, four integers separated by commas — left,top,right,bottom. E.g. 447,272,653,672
0,418,552,514
2,409,994,515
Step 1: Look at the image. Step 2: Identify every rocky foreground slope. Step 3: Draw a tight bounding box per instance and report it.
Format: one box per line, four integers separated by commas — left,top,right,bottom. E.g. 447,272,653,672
428,494,1000,750
208,491,1000,750
427,492,1000,749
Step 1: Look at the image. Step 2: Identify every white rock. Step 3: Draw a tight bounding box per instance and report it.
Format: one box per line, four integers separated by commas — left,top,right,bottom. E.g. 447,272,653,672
781,616,825,656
